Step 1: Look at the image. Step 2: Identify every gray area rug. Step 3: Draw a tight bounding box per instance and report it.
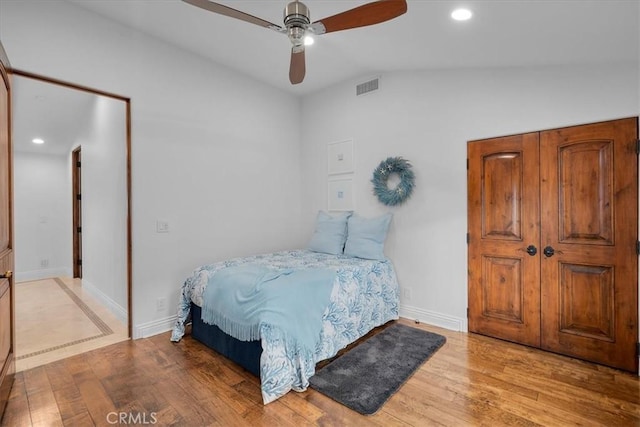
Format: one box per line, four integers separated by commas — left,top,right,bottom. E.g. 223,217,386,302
309,322,446,415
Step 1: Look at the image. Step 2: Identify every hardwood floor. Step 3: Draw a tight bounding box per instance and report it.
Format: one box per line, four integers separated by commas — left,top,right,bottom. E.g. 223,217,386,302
2,318,639,426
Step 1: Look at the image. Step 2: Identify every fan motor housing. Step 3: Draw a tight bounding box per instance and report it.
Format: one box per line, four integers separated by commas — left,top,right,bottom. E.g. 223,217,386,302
284,1,310,46
284,1,310,27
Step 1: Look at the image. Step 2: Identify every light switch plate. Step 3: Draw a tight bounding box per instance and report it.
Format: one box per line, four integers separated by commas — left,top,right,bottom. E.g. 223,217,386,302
156,220,169,233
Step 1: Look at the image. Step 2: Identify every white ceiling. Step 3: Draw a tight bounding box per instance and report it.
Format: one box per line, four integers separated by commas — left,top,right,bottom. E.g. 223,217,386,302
10,0,639,156
67,0,639,96
12,76,95,156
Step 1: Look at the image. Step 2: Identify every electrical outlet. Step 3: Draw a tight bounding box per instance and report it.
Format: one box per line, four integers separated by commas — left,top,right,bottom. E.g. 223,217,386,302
404,287,413,301
40,259,49,268
156,297,166,311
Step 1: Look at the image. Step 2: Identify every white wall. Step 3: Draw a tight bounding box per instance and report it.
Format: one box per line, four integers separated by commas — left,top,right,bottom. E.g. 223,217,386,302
79,95,128,318
13,152,72,281
0,0,305,336
2,0,637,339
300,63,639,330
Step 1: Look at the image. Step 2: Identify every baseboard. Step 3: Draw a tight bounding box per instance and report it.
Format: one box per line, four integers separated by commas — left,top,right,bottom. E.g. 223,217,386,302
133,315,177,339
132,309,463,340
400,304,467,332
15,267,72,283
82,280,128,325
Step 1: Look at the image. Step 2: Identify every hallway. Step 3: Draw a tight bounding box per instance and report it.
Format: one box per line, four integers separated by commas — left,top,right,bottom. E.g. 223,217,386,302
15,277,128,372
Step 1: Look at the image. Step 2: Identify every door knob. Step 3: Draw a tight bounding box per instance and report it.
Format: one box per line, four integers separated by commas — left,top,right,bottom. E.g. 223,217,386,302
543,246,555,257
0,270,12,279
526,245,537,256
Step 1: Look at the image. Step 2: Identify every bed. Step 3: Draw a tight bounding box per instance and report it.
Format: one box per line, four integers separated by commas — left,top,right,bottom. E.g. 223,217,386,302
170,248,400,404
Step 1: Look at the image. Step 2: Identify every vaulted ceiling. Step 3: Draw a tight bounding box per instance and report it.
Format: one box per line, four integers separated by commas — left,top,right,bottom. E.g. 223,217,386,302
8,0,639,155
68,0,639,95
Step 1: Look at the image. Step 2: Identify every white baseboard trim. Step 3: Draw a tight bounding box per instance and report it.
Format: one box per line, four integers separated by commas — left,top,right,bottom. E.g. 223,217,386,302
400,304,467,332
133,315,177,339
82,280,128,325
131,306,464,340
132,309,463,340
16,267,72,283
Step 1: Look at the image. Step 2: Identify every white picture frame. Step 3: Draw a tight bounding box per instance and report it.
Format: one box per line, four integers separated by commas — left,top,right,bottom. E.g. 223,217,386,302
327,139,354,175
328,178,354,211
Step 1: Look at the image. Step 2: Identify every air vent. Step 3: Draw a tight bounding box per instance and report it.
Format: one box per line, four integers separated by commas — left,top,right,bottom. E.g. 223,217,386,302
356,78,379,96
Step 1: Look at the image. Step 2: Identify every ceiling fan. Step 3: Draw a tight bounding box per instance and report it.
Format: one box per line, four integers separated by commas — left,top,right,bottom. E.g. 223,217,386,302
183,0,408,85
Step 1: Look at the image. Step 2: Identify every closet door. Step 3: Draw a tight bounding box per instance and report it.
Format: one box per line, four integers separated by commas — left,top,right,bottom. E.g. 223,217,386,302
467,133,541,347
540,118,638,372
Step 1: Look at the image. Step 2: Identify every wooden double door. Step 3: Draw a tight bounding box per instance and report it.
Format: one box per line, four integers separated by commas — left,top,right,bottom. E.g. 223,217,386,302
468,117,638,372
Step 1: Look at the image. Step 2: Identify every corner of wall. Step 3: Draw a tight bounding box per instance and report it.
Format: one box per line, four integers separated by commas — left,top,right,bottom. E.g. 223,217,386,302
82,279,128,324
133,315,177,339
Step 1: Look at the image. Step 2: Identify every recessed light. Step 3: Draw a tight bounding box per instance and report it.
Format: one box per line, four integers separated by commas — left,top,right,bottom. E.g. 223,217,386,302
32,138,44,144
451,8,472,21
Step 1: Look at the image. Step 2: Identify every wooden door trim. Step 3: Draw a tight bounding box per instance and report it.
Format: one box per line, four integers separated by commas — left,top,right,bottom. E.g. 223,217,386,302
10,69,128,102
8,69,133,338
72,147,82,278
0,41,14,418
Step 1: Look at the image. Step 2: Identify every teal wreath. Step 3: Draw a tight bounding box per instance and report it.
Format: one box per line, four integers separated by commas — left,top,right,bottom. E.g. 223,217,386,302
371,156,415,206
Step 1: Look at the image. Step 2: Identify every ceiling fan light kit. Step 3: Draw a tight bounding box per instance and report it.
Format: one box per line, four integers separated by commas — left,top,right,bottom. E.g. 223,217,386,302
183,0,407,85
285,1,310,44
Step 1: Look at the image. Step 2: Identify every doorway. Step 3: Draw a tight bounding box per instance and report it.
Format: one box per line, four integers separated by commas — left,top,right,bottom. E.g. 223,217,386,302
72,146,82,279
10,70,132,370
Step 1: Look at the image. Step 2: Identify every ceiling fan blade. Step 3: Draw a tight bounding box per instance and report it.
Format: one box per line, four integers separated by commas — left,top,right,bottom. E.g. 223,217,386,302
289,47,306,85
183,0,284,32
312,0,407,34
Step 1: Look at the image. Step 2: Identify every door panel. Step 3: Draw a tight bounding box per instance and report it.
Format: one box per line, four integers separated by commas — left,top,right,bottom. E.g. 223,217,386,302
481,256,524,323
558,140,613,245
468,133,541,347
0,282,9,368
0,43,14,417
558,262,614,342
481,152,524,241
0,71,8,253
540,117,638,372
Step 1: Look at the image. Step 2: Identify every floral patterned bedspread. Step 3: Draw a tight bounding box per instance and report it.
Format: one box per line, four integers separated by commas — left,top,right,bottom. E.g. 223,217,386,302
170,249,400,404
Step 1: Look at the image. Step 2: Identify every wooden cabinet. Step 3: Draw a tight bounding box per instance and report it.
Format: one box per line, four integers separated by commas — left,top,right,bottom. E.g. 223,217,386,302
468,118,638,372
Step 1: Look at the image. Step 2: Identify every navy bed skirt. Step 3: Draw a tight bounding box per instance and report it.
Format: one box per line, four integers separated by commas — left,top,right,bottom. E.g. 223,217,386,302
190,303,262,377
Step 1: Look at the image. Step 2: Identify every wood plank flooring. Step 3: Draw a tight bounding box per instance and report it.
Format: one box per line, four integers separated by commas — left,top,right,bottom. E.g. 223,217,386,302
2,318,639,426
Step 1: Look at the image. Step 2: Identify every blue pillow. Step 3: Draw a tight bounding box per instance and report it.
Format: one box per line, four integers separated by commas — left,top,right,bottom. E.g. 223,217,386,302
308,211,352,255
344,213,393,260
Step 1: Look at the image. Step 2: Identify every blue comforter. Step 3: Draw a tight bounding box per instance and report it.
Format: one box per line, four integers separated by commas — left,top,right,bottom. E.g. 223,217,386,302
201,264,335,355
171,250,400,404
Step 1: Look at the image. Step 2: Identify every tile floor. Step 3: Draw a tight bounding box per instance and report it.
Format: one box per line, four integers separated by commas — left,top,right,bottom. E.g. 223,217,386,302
14,277,129,372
